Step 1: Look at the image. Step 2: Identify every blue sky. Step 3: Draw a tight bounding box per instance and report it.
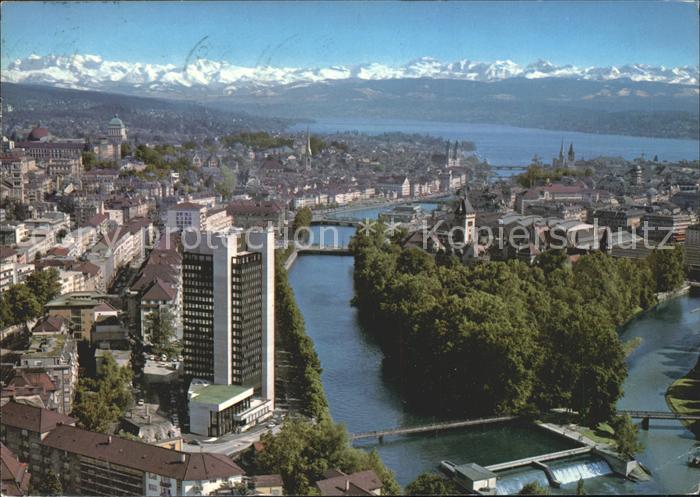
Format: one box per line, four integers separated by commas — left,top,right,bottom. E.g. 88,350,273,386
2,1,698,69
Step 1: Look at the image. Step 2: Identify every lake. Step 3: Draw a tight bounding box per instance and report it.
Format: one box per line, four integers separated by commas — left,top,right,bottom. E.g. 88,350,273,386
292,118,700,165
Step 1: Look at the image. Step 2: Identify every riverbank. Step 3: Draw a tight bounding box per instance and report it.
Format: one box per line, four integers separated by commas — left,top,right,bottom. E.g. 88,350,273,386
666,355,700,439
273,252,329,419
314,194,447,220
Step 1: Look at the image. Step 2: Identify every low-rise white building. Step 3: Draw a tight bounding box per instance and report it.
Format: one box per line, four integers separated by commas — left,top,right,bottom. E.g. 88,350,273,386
187,381,272,437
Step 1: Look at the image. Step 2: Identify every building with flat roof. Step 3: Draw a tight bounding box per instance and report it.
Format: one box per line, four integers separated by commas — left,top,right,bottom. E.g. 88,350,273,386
187,381,272,436
17,334,78,415
44,291,117,342
453,463,497,493
182,228,275,436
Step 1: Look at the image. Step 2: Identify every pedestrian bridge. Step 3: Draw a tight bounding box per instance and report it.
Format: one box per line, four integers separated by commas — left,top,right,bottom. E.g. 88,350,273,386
618,409,700,420
484,446,593,472
348,410,700,442
618,410,700,430
348,415,516,442
297,247,352,256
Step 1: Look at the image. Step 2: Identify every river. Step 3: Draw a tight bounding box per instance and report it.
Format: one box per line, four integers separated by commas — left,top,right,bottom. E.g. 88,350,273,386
291,118,700,165
288,244,700,493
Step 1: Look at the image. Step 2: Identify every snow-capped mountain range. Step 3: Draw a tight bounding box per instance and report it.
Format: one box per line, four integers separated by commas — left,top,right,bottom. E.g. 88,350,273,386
3,54,698,97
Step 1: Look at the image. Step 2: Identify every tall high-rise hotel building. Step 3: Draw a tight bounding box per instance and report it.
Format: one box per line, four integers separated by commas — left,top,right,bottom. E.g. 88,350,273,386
181,228,275,436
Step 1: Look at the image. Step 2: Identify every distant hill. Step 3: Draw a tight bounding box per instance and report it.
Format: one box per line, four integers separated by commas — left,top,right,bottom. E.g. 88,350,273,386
0,83,293,141
206,77,700,140
3,76,698,141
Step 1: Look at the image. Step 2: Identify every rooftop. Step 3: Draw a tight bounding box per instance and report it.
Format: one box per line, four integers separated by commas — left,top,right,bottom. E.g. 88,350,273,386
189,383,252,405
455,462,497,481
45,291,110,308
315,469,382,496
0,401,75,433
24,334,67,358
1,442,31,496
41,424,243,481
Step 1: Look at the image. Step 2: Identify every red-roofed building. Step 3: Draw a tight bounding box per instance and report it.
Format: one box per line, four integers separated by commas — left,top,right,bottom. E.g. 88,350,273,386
1,372,58,411
315,469,382,496
1,443,31,496
38,425,244,496
0,401,75,471
32,316,69,335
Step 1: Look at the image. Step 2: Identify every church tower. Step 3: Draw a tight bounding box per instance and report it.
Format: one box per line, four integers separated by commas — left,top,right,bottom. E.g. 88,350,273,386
446,140,461,168
454,194,476,247
444,141,451,169
303,128,312,172
567,143,575,165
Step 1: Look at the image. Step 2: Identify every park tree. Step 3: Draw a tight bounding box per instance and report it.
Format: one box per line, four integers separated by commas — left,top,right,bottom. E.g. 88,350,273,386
309,135,326,155
0,293,13,328
647,246,685,293
611,414,644,459
121,142,132,157
535,249,568,275
292,207,313,233
144,308,177,356
71,354,133,433
28,468,63,496
82,151,97,169
395,247,436,275
406,472,458,495
519,481,549,495
255,418,399,496
71,386,118,433
517,165,545,188
3,284,41,323
25,268,61,305
216,166,238,200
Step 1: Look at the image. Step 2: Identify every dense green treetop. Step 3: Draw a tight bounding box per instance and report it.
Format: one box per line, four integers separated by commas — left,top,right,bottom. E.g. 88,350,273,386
405,472,460,495
350,230,670,425
254,417,399,496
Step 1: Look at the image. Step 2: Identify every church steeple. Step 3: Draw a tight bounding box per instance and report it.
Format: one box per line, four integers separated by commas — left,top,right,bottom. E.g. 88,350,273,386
567,142,575,162
558,139,564,161
304,127,312,171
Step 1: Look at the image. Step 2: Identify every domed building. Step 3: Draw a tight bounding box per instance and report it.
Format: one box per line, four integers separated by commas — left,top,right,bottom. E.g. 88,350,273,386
107,115,128,161
27,125,50,142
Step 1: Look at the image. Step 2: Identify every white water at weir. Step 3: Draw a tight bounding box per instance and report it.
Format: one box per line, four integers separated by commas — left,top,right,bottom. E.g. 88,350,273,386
495,457,613,494
551,458,613,484
496,468,549,495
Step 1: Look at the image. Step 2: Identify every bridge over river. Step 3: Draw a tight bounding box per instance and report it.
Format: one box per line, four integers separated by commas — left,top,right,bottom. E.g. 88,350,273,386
349,410,700,442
